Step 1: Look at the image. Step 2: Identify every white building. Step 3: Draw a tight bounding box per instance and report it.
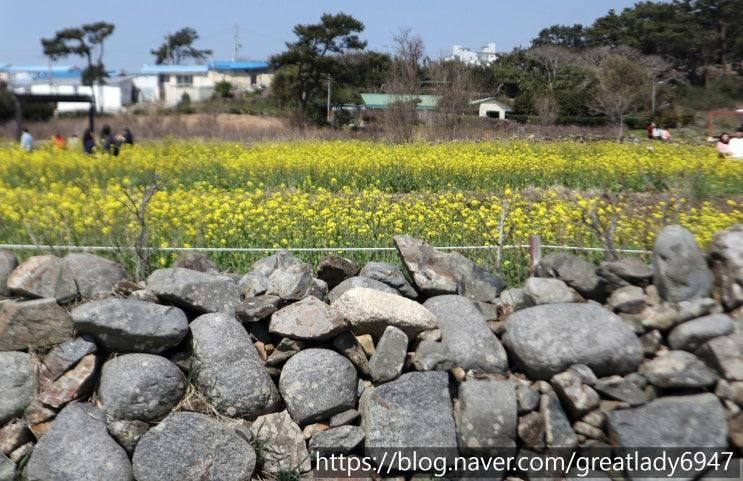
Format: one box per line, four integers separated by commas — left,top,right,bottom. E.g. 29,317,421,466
445,43,498,66
1,64,134,113
471,97,513,119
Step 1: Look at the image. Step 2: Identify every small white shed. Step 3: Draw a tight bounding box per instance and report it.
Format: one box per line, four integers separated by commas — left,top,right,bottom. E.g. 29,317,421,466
471,97,513,119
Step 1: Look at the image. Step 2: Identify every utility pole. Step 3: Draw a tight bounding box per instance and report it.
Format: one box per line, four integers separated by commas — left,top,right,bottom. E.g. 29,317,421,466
326,75,333,123
233,24,242,61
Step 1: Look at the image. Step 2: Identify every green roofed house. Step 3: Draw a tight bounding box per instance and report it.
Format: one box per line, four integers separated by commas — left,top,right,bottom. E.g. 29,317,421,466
360,93,441,110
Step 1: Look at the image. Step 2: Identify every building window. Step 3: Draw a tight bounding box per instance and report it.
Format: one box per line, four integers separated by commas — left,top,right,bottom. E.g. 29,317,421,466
175,75,193,86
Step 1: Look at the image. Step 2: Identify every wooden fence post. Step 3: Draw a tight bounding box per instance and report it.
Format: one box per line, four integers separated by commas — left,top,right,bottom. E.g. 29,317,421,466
528,234,542,275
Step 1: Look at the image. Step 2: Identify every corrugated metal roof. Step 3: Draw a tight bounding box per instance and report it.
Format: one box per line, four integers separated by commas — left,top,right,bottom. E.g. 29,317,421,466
140,64,209,75
208,60,270,71
1,65,80,73
361,93,441,110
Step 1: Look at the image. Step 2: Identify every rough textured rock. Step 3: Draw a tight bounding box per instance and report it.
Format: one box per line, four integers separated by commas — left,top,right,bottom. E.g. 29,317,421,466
107,419,149,455
413,341,456,371
607,285,646,314
708,224,743,310
265,338,304,367
361,372,457,456
0,419,32,455
536,252,604,301
280,349,357,425
235,295,281,323
330,409,360,427
456,380,517,454
0,251,18,298
326,276,400,304
394,235,506,302
72,298,188,353
333,287,438,339
316,255,359,290
309,277,328,300
517,411,545,451
424,295,508,373
550,370,599,420
541,391,578,448
63,253,126,300
359,261,418,299
41,336,97,381
0,298,73,351
147,267,241,314
250,410,310,474
26,403,131,481
500,287,533,311
0,352,35,424
266,263,314,301
368,326,408,383
0,452,12,481
191,313,282,418
523,277,582,305
38,353,97,408
252,250,301,277
238,272,269,298
173,251,217,273
516,383,541,414
640,351,718,389
6,255,77,300
668,314,734,352
607,393,727,448
269,296,348,341
309,425,365,456
332,332,371,376
594,376,647,406
695,335,743,381
502,303,642,379
653,225,714,303
132,411,256,481
99,354,186,421
597,257,653,290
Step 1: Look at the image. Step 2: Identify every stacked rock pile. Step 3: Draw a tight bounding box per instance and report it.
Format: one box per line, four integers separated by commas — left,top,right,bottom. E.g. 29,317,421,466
0,224,741,481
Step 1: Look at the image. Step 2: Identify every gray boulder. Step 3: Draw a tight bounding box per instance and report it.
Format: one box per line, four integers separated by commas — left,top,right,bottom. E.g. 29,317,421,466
266,263,314,301
252,250,301,277
359,261,418,299
0,298,73,351
503,303,642,380
309,425,365,456
326,276,400,304
147,267,241,314
413,341,456,371
368,326,408,383
72,298,188,353
536,252,605,301
668,314,734,352
332,331,371,377
394,235,506,302
249,410,310,474
0,452,13,481
41,336,97,381
333,287,438,339
26,403,131,481
0,352,35,424
235,295,281,323
191,313,281,418
269,296,348,341
0,251,18,298
98,354,186,421
597,257,653,290
607,285,646,314
594,376,648,406
523,277,582,305
500,287,533,311
6,255,77,300
516,384,540,414
238,271,269,298
316,255,359,290
653,225,713,303
309,277,328,299
424,295,508,373
640,351,718,389
107,419,149,454
550,370,599,420
708,224,743,310
541,390,578,448
695,335,743,381
456,380,517,454
173,251,217,273
362,372,457,460
63,253,126,300
607,393,727,448
279,349,357,425
132,411,255,481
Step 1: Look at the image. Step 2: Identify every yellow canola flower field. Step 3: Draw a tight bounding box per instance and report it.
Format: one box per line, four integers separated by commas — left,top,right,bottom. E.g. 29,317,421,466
0,140,741,279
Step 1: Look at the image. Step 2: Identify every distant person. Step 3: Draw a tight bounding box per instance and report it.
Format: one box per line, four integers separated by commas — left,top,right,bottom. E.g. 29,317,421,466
122,128,134,145
661,127,672,142
20,128,33,152
53,133,66,149
652,124,662,140
100,124,119,156
729,130,743,160
646,122,656,140
717,133,731,158
82,128,96,154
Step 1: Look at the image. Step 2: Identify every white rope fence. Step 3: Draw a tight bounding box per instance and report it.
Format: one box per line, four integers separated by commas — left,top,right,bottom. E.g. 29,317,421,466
0,243,653,255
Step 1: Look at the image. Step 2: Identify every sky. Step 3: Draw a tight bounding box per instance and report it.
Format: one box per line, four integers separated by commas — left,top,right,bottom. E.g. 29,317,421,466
0,0,642,72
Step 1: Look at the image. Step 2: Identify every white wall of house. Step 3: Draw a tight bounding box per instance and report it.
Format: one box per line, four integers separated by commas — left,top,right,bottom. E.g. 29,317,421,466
132,75,159,102
18,83,130,113
207,71,273,91
478,102,510,119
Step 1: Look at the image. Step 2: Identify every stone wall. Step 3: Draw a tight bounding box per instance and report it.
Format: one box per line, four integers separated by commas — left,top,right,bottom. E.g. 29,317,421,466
0,224,741,481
